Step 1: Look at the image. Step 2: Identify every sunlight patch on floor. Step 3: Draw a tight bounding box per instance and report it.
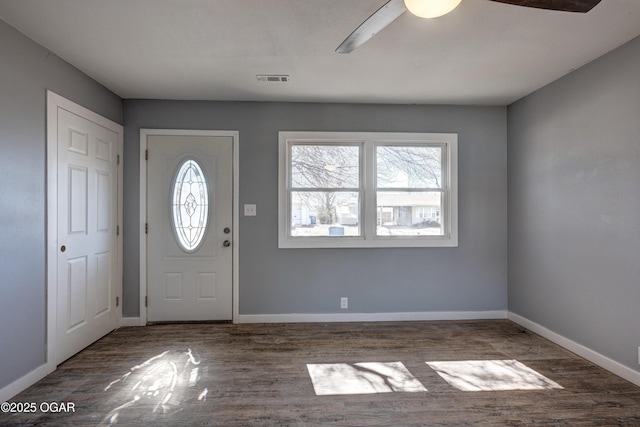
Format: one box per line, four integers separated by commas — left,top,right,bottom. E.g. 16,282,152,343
426,359,563,392
101,348,207,424
306,361,427,396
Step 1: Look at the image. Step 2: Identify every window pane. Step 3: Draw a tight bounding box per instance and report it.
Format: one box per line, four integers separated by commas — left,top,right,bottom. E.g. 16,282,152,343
376,191,443,236
291,145,359,188
172,159,209,251
377,145,442,188
291,191,360,237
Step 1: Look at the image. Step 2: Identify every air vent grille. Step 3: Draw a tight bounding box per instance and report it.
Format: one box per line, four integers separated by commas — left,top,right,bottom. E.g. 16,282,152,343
256,74,290,82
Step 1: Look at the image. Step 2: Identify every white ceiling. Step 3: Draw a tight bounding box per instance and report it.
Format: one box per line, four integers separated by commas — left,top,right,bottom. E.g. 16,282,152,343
1,0,639,105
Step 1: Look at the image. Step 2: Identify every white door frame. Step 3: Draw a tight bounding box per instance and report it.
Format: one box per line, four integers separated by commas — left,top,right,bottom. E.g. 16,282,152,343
139,129,240,325
46,90,123,368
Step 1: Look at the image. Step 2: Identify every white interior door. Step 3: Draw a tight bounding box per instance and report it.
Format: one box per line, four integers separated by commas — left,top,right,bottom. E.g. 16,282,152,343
56,107,119,364
146,134,233,322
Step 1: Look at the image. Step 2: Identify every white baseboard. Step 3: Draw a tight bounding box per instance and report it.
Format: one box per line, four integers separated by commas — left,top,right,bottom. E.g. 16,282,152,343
0,362,54,403
508,311,640,387
119,317,143,327
237,310,507,324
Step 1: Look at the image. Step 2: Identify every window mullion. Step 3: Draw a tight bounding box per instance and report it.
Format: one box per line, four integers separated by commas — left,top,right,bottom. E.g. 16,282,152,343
363,139,376,241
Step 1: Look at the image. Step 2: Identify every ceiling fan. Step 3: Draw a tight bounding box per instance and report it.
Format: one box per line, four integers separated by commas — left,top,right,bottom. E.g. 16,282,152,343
336,0,602,53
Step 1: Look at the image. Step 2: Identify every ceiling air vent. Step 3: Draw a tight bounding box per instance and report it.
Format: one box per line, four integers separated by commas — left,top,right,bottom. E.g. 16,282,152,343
256,74,290,82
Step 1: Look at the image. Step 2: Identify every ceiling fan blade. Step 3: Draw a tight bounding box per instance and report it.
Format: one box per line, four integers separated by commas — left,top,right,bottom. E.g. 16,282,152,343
336,0,407,54
488,0,602,13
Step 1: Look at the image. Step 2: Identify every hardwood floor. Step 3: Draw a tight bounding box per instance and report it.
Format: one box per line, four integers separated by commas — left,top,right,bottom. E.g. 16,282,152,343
2,320,639,426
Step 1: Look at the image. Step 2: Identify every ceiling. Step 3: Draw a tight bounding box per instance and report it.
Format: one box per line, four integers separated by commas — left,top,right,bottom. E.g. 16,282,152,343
1,0,639,105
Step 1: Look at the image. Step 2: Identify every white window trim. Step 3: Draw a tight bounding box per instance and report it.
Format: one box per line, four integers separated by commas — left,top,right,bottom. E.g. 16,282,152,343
278,131,458,248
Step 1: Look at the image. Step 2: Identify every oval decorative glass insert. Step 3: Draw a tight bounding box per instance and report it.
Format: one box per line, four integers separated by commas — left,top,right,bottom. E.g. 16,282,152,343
171,159,209,252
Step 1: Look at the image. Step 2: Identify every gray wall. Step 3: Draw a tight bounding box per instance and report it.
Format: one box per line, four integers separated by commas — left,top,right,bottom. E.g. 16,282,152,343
0,19,122,389
508,36,640,372
123,101,508,317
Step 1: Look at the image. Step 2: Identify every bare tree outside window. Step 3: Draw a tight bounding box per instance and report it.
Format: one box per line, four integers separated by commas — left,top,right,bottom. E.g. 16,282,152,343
290,145,360,236
291,145,359,188
376,145,441,189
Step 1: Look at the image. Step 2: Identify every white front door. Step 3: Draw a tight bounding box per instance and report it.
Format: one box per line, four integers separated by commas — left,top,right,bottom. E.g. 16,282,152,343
146,134,233,322
56,107,120,364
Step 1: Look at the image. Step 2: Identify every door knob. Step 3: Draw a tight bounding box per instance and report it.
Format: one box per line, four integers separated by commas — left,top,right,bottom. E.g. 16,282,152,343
60,245,66,253
223,240,231,247
223,227,231,234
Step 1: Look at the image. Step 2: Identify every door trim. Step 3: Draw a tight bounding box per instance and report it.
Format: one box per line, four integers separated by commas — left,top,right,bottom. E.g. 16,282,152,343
139,129,240,325
46,90,123,368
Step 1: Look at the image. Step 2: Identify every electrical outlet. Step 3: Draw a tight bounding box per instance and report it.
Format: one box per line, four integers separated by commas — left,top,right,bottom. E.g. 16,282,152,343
341,297,348,309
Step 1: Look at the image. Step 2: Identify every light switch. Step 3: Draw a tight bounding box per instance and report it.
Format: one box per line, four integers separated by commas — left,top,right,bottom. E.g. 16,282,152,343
244,204,257,216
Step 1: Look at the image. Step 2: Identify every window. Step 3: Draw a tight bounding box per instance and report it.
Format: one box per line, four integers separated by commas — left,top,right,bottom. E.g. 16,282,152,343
289,144,361,237
279,132,457,248
376,144,444,237
172,158,209,252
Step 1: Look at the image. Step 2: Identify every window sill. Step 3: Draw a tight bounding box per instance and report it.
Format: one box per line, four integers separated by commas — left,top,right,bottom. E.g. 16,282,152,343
278,235,458,249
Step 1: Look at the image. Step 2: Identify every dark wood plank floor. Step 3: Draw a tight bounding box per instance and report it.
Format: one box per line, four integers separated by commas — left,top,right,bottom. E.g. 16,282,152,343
2,320,639,426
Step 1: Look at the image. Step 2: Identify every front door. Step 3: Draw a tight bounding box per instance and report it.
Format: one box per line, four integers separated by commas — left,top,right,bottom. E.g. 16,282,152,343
56,106,120,364
146,134,233,322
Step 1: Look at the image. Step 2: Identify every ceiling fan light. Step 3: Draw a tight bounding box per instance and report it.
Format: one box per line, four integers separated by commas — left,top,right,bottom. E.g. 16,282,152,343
404,0,463,18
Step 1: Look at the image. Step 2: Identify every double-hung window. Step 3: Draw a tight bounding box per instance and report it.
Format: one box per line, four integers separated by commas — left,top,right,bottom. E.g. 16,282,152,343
279,132,457,248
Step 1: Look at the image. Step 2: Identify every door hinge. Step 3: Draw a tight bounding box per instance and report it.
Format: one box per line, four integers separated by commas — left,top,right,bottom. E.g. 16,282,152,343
117,154,121,165
145,296,148,307
116,225,120,236
145,149,149,161
145,223,148,234
116,296,120,307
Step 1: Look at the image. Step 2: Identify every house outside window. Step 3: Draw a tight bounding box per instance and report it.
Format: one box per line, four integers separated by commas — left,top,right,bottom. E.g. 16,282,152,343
414,206,440,223
279,132,457,248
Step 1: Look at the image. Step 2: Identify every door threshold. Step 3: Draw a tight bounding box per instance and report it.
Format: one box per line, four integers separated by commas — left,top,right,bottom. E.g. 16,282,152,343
146,320,232,326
